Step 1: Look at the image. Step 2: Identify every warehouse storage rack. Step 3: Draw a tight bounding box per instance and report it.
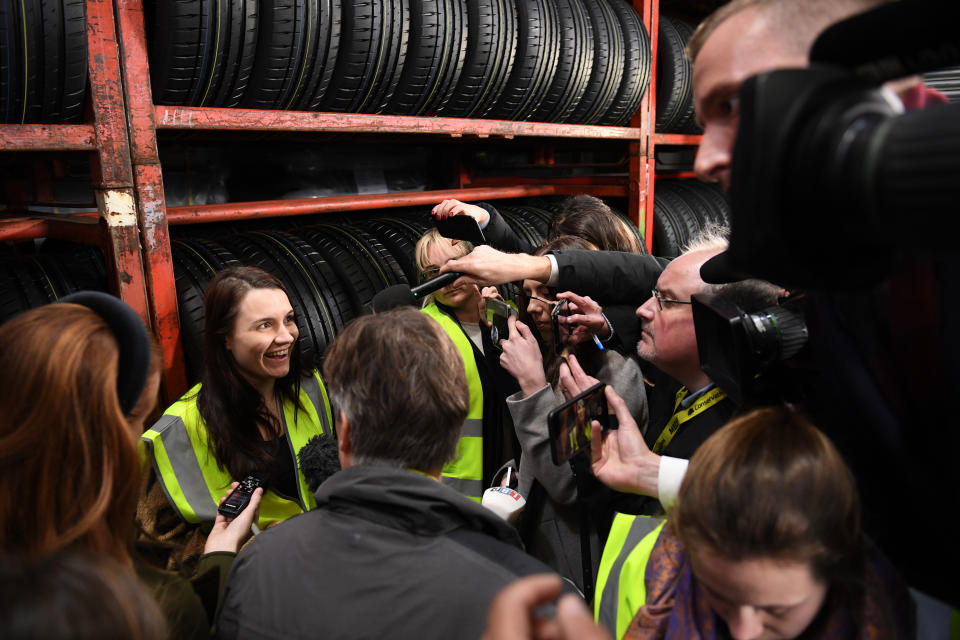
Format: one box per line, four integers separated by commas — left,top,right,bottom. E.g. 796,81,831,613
0,0,702,401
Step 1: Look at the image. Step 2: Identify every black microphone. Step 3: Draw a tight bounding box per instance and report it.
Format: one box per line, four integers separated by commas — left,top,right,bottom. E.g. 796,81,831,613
371,272,463,313
298,434,342,493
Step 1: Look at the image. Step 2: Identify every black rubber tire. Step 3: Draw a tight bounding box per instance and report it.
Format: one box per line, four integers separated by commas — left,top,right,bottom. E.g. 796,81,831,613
318,0,409,113
567,0,624,125
315,223,408,285
498,206,541,251
600,0,650,126
170,237,241,381
651,197,685,259
529,0,592,123
172,241,216,383
670,19,699,134
55,245,108,293
351,218,420,283
667,180,726,228
295,0,342,111
386,0,465,116
654,16,692,133
487,0,561,121
513,205,552,239
0,263,30,323
1,0,86,123
653,186,700,255
359,0,410,113
0,1,21,122
148,0,254,108
240,0,316,109
439,0,516,118
691,181,731,226
215,0,261,107
296,226,374,316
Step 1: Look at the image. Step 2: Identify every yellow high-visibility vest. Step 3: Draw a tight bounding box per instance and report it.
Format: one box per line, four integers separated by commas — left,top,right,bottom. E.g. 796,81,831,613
422,302,485,502
141,371,333,528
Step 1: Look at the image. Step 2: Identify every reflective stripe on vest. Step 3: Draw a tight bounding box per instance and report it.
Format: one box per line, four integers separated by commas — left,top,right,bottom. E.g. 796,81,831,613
141,372,333,527
594,514,665,640
421,302,485,502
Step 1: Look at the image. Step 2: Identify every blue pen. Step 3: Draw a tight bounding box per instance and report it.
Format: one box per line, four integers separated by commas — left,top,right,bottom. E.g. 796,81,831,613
592,334,604,351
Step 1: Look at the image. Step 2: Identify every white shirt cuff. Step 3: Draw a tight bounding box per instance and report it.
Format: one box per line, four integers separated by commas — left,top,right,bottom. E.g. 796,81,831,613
657,456,688,510
546,254,560,286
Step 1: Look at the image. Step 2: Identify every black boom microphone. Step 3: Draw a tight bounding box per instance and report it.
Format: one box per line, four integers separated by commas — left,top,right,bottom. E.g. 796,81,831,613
371,272,463,312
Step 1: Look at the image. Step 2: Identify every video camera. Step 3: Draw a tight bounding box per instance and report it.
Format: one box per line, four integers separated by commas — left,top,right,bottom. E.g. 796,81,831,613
706,0,960,290
694,0,960,605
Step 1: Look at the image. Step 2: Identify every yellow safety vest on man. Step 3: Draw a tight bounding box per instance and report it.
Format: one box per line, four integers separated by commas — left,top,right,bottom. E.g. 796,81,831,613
141,371,333,529
594,513,666,639
422,301,485,502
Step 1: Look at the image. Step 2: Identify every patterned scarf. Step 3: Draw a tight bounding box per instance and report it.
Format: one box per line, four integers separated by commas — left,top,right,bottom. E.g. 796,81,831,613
622,532,914,640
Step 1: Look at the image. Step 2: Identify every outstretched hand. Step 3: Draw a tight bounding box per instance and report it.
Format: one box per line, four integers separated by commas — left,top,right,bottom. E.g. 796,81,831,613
482,574,611,640
555,291,610,344
440,245,551,287
204,483,263,554
500,315,548,397
557,354,601,402
589,386,660,497
431,199,490,226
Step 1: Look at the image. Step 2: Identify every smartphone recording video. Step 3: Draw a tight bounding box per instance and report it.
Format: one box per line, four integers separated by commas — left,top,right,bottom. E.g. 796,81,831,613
485,298,516,350
551,299,573,355
547,382,615,465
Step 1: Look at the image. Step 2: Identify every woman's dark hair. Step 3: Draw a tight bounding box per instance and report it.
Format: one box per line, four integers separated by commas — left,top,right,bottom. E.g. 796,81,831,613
0,550,168,640
197,266,312,479
548,195,643,253
672,405,865,610
520,235,604,384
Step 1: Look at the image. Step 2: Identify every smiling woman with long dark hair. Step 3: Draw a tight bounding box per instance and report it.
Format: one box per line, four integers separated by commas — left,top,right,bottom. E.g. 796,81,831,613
142,266,334,531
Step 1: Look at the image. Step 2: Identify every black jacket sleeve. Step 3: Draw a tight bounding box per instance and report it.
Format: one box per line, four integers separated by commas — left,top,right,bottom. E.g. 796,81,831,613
551,250,668,306
477,202,534,254
603,303,641,355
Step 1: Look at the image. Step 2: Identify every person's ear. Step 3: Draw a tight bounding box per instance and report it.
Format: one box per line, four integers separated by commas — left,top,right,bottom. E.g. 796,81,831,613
337,410,352,468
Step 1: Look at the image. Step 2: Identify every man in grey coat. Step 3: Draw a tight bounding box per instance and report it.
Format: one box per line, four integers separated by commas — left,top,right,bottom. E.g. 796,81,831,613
216,307,565,640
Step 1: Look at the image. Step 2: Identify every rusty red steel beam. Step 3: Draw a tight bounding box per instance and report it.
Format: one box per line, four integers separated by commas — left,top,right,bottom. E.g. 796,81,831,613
166,186,563,225
643,0,661,253
153,106,643,140
0,125,97,151
466,176,628,187
114,0,188,399
86,0,134,188
85,0,150,327
652,133,703,146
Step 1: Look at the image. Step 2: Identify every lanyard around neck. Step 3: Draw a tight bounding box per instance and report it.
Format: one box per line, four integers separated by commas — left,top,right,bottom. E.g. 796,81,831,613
651,386,727,454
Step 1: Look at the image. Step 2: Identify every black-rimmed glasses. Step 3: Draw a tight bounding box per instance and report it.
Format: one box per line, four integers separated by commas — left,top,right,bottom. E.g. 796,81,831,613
651,287,693,311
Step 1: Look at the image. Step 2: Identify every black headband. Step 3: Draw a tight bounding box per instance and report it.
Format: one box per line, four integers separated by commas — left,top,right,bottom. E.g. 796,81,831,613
59,291,152,415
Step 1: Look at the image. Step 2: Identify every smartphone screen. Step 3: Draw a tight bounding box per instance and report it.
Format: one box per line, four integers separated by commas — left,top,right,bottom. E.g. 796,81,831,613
548,382,608,465
486,298,516,348
551,299,572,355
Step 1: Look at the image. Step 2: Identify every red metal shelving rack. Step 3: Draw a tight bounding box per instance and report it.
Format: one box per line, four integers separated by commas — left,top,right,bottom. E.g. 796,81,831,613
0,0,152,333
2,0,686,400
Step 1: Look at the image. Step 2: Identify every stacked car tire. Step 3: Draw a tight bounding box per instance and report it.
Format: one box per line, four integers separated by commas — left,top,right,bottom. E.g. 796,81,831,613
654,16,698,133
145,0,651,124
0,0,88,123
651,180,730,258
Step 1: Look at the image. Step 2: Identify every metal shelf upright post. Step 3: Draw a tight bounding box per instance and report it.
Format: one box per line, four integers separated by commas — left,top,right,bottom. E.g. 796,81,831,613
0,0,152,327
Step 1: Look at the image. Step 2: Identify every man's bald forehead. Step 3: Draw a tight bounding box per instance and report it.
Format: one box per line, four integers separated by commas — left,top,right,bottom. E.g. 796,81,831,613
687,0,890,63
